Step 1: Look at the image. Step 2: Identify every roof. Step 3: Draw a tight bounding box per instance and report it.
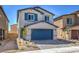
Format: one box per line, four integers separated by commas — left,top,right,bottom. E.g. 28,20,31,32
17,6,55,22
0,6,9,22
71,10,79,14
18,6,54,15
18,8,44,14
54,14,74,21
11,24,17,26
70,25,79,30
24,20,58,28
33,6,55,15
53,10,79,21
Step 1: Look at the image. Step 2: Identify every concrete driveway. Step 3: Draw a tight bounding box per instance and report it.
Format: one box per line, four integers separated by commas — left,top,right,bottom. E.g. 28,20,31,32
31,40,73,49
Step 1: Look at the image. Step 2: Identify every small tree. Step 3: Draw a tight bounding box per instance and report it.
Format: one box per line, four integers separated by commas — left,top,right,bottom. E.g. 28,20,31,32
63,26,70,40
21,27,27,39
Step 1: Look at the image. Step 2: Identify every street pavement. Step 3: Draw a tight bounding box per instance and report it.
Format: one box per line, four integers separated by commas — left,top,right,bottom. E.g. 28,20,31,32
24,45,79,53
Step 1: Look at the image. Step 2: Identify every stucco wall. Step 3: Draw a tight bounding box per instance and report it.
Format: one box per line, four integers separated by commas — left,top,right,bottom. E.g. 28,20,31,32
18,9,53,28
54,19,63,28
18,9,43,28
36,8,53,23
27,22,56,29
63,15,75,27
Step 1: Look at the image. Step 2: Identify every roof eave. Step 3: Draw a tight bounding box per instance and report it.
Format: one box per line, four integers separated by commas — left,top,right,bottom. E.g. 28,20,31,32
54,13,75,21
34,7,55,15
24,20,58,28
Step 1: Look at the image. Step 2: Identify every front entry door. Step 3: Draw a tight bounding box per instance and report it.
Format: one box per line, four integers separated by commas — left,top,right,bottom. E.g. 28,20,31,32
71,30,79,39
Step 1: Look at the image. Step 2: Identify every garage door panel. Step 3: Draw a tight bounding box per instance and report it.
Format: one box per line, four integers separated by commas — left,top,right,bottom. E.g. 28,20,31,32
31,29,53,40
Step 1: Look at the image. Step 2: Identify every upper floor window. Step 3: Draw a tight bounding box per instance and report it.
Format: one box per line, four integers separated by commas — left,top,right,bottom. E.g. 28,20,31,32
45,16,49,22
67,18,73,25
25,13,37,21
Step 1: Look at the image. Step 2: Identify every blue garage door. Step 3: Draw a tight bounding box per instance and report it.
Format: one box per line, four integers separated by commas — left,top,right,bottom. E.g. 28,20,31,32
31,29,53,40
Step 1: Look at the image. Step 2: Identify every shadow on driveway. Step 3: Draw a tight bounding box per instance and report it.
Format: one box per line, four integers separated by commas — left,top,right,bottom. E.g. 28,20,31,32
31,40,74,49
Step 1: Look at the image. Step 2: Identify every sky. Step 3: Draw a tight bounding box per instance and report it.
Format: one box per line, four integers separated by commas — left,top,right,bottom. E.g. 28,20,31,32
2,5,79,31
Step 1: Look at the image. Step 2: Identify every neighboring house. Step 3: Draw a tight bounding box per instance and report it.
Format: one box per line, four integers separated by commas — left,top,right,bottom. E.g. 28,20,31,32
8,24,18,40
54,11,79,40
10,24,17,33
0,6,9,40
17,6,58,41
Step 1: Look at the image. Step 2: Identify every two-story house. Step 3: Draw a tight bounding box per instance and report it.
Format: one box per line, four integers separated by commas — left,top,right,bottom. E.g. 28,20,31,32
54,11,79,40
17,6,58,41
0,6,9,40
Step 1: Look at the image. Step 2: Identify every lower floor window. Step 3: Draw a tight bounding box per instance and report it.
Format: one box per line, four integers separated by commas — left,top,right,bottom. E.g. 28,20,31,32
0,29,5,40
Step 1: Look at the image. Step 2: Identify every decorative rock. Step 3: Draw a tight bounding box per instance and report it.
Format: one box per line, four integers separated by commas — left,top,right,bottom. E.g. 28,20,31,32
16,38,25,50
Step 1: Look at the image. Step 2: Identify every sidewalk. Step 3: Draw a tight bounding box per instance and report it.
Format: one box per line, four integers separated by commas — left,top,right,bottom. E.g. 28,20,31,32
0,39,17,52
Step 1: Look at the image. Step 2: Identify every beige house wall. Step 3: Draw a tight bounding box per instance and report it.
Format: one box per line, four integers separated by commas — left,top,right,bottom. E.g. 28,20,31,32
63,15,75,27
0,8,8,39
54,19,63,28
54,19,64,39
54,15,75,40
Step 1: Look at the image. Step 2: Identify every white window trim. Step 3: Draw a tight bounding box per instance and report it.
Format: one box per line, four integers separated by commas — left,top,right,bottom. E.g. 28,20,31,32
28,14,35,21
67,18,73,25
